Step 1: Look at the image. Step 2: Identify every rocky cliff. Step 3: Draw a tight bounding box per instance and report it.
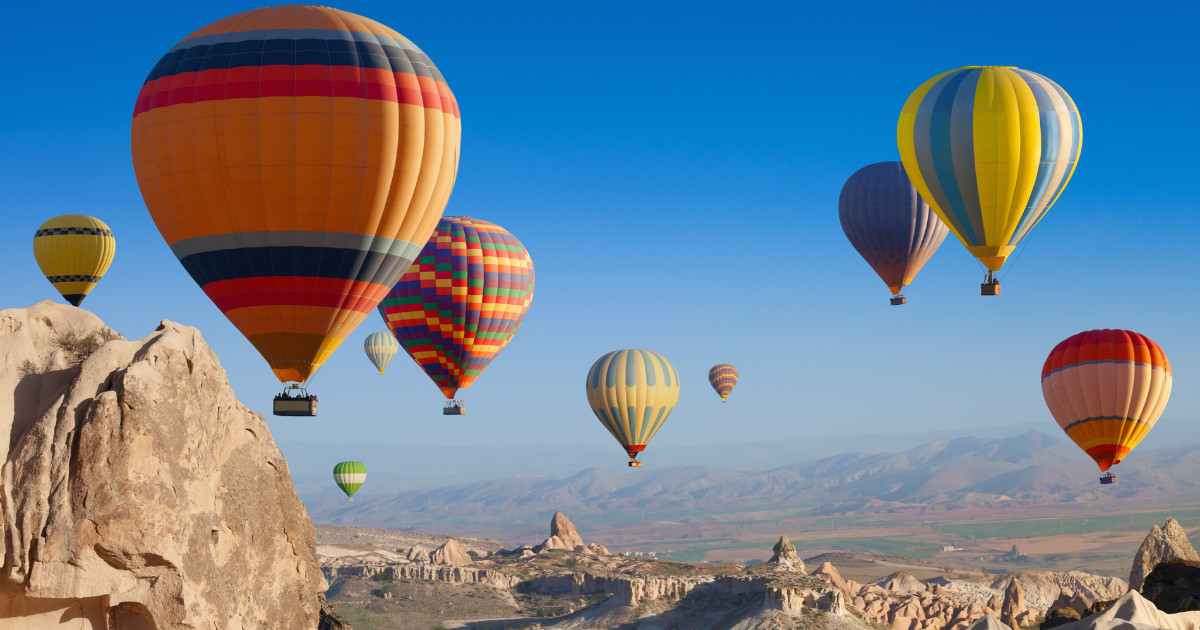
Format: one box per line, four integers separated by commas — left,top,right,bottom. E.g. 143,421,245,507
1130,517,1200,592
0,301,324,629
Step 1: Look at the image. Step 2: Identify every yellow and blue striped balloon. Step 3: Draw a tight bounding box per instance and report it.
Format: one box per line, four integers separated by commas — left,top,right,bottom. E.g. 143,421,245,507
585,349,680,464
333,461,367,501
897,66,1081,273
32,215,116,306
363,332,400,374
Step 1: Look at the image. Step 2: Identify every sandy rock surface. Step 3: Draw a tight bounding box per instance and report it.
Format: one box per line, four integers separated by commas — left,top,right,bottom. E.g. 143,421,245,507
0,302,323,628
1129,518,1200,592
430,539,473,566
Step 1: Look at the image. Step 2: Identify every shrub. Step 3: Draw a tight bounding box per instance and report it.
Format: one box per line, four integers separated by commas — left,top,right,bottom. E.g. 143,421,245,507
53,328,122,365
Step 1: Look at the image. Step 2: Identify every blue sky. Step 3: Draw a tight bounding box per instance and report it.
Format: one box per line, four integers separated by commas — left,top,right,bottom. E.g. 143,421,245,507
2,1,1198,494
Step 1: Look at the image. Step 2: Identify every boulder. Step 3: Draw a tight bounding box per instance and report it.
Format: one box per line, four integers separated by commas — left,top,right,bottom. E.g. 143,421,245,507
407,546,431,564
1142,560,1200,614
0,303,323,628
768,535,805,572
1129,518,1200,592
429,539,473,566
1041,607,1081,629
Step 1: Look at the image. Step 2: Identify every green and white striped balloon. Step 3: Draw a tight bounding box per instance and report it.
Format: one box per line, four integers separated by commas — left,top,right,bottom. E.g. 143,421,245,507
333,461,367,501
364,332,400,374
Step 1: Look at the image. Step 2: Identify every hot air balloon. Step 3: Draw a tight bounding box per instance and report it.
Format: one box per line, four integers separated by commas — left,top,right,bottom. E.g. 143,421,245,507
839,162,949,305
708,364,738,403
364,332,399,374
1041,330,1171,485
585,349,680,467
378,217,534,415
32,215,116,307
333,461,367,501
898,66,1081,295
130,6,461,415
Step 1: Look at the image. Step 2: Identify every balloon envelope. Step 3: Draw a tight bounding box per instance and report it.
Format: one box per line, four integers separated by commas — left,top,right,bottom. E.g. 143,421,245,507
839,162,948,296
1042,329,1171,472
32,215,116,306
333,461,367,500
378,216,534,399
585,349,680,461
131,5,461,384
898,66,1081,272
364,332,399,374
708,364,738,402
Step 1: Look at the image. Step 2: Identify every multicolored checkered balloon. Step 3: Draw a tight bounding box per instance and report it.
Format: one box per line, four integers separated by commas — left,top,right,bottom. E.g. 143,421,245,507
378,217,534,399
707,364,738,403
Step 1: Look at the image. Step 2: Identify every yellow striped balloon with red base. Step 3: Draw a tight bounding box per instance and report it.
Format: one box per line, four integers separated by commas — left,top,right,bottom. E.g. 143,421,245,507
585,349,679,465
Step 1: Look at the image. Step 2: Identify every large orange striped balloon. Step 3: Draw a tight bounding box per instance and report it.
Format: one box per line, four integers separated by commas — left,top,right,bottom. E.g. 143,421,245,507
130,5,461,383
1041,330,1172,472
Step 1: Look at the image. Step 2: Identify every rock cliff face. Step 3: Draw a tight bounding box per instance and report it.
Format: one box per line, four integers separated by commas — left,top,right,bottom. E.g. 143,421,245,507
1129,517,1200,592
0,302,323,629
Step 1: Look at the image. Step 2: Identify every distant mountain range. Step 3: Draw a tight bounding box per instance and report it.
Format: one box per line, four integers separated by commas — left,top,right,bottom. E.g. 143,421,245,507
305,430,1200,532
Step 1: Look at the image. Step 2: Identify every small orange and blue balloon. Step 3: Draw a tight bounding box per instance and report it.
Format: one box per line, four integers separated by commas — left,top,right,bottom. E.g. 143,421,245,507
708,364,738,403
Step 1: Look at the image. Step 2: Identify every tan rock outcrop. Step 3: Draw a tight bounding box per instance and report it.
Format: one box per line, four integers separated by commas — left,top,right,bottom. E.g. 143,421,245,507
540,511,587,551
814,561,852,599
768,535,805,572
0,302,323,628
877,571,927,595
429,539,472,566
586,543,610,555
1129,517,1200,592
1000,576,1026,629
406,545,431,564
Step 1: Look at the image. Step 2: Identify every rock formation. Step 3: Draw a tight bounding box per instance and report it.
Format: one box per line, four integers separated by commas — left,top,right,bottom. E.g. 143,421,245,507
813,561,852,599
0,302,324,628
1141,559,1200,614
1000,576,1027,629
767,535,804,572
586,542,610,555
1041,606,1081,629
877,571,927,595
540,510,586,551
1129,517,1200,592
429,539,472,566
318,593,353,629
940,572,1127,614
1051,590,1200,630
966,614,1012,630
407,545,431,563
